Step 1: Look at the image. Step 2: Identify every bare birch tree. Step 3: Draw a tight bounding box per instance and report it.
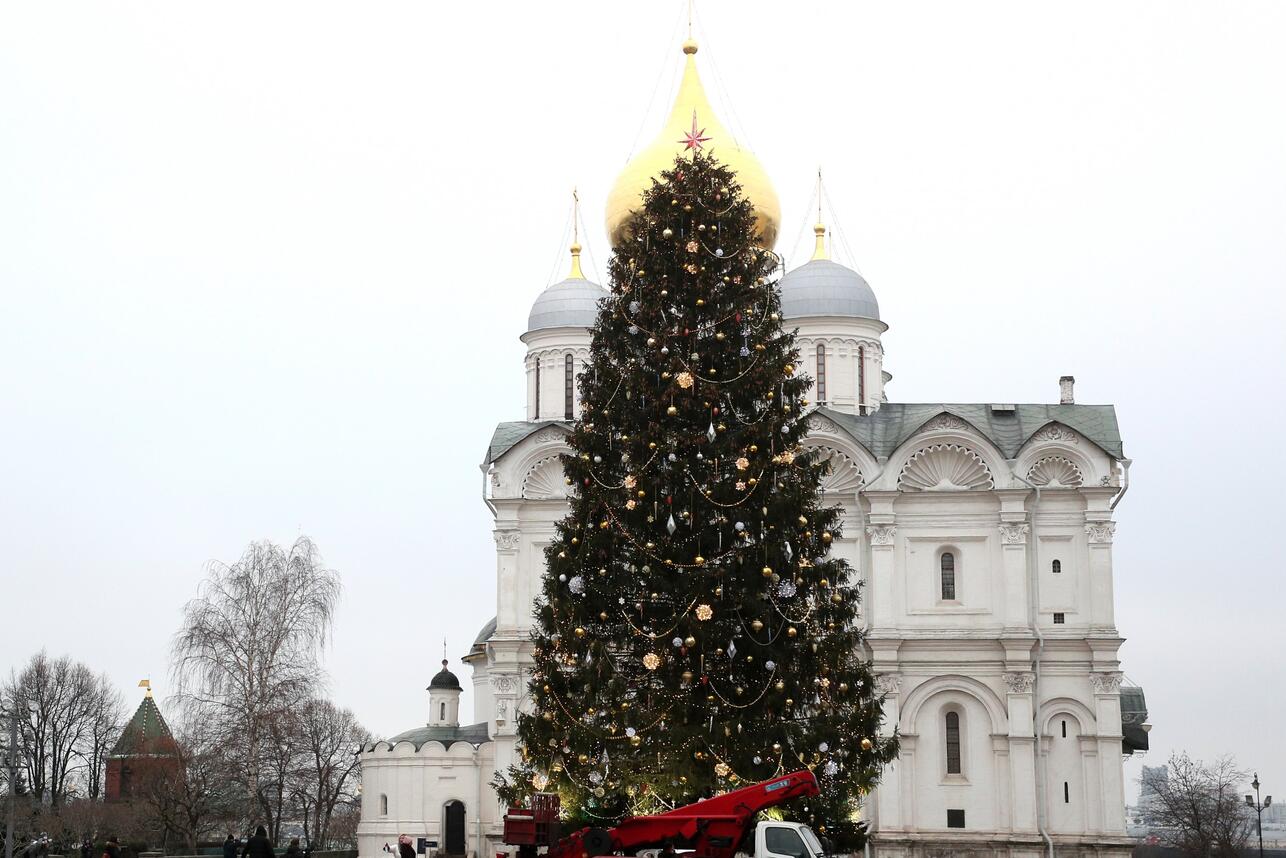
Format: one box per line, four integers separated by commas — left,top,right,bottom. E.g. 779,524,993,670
170,537,340,823
1141,751,1253,858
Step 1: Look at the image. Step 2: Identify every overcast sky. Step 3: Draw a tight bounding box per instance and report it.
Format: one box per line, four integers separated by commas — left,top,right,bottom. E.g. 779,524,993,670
3,1,1284,802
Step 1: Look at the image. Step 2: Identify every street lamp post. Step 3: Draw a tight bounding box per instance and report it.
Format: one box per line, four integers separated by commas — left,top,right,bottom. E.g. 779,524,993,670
1246,773,1272,858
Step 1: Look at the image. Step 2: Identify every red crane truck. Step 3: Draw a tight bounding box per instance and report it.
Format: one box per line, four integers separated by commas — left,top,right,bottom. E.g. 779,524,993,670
503,770,830,858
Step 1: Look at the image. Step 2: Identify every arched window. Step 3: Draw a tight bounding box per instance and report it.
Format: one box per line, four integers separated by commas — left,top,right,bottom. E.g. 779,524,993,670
945,710,962,774
858,346,866,414
564,353,575,420
440,702,446,721
1052,559,1062,574
815,344,827,404
380,794,388,816
940,551,957,601
533,356,541,420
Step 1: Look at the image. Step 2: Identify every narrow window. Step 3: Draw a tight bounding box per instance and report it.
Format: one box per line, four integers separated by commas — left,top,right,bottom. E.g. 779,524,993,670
940,552,956,601
945,711,961,774
858,346,867,414
1061,719,1067,738
946,809,965,829
1064,782,1070,803
380,794,388,816
1052,559,1062,574
815,344,827,404
533,356,541,420
440,702,446,721
564,353,575,421
1053,612,1065,624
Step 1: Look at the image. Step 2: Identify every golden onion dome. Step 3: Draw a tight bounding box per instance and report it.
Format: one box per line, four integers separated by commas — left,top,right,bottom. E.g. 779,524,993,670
604,38,780,248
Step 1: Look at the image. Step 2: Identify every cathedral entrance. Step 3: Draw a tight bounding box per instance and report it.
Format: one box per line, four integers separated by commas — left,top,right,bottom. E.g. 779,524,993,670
444,800,466,856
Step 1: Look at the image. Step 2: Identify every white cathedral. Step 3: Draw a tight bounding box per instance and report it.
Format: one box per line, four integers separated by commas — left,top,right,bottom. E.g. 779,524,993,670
358,29,1149,858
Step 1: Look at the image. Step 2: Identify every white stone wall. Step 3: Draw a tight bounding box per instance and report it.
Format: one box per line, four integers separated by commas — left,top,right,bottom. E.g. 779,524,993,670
520,328,592,422
358,741,499,858
790,316,887,413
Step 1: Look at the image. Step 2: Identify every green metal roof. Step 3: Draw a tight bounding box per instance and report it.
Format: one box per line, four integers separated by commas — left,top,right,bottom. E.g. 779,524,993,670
482,420,570,467
481,404,1123,469
367,722,491,752
816,403,1124,460
109,695,175,758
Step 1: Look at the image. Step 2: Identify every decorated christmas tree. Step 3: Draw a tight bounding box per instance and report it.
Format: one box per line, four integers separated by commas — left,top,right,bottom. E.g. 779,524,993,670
497,150,896,844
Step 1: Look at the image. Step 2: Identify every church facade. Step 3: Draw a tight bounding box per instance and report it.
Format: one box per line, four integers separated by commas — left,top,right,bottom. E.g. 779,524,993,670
358,30,1148,858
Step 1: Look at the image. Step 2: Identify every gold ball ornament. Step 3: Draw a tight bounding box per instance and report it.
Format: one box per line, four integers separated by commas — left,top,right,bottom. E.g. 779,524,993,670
751,619,764,633
662,228,674,238
574,627,586,637
667,405,679,416
684,635,696,647
762,566,773,578
787,626,798,638
861,737,874,751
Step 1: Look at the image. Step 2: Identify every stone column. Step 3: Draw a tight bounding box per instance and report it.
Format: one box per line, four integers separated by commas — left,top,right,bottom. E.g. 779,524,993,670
493,529,522,629
866,523,897,630
998,521,1031,632
1084,519,1117,631
1004,671,1038,834
1091,671,1127,833
872,673,904,831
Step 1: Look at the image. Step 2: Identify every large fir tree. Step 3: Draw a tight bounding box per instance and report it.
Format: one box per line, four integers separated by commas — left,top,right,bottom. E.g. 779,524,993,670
498,152,896,843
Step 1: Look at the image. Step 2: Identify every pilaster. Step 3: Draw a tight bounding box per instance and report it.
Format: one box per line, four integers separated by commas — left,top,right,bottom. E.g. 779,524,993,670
1003,671,1038,833
1091,671,1127,833
873,673,904,831
1084,516,1117,631
866,499,897,631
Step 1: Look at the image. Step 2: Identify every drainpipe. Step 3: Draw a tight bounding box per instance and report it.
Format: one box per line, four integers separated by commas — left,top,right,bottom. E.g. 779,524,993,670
1013,472,1053,858
482,465,498,516
476,751,484,858
1109,458,1132,511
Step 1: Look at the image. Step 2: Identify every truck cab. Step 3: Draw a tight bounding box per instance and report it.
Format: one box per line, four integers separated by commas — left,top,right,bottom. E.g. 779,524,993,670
746,820,829,858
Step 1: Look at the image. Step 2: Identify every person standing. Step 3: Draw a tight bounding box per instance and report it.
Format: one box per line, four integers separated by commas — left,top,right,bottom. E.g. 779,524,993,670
223,835,239,858
397,836,415,858
102,837,120,858
283,839,302,858
241,827,274,858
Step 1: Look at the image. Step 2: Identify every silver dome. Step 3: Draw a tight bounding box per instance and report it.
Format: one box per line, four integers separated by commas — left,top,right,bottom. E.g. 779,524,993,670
527,277,607,332
778,259,880,321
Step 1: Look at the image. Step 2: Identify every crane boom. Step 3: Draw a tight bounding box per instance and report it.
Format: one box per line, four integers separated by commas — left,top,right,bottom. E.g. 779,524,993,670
532,770,820,858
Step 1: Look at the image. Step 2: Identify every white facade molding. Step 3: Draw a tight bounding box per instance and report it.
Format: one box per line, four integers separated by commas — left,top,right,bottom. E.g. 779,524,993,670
1027,456,1085,488
1003,671,1036,694
897,443,995,492
1090,672,1125,694
1084,521,1117,544
866,524,897,546
998,523,1030,545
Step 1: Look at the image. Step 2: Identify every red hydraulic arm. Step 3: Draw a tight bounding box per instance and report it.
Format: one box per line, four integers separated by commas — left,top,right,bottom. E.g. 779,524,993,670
543,770,819,858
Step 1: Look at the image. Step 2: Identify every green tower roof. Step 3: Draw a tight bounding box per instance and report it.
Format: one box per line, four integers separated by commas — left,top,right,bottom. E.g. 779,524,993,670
110,693,175,758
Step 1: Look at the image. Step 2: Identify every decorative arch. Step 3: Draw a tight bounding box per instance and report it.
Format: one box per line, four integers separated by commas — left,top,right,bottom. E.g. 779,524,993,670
806,445,865,494
1027,456,1084,488
898,674,1009,735
522,454,572,500
1038,697,1097,737
898,443,995,492
804,414,881,480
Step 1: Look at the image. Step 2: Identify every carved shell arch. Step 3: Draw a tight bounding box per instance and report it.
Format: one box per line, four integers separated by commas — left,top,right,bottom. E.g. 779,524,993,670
898,444,995,492
806,445,866,494
1027,456,1084,488
522,454,573,500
